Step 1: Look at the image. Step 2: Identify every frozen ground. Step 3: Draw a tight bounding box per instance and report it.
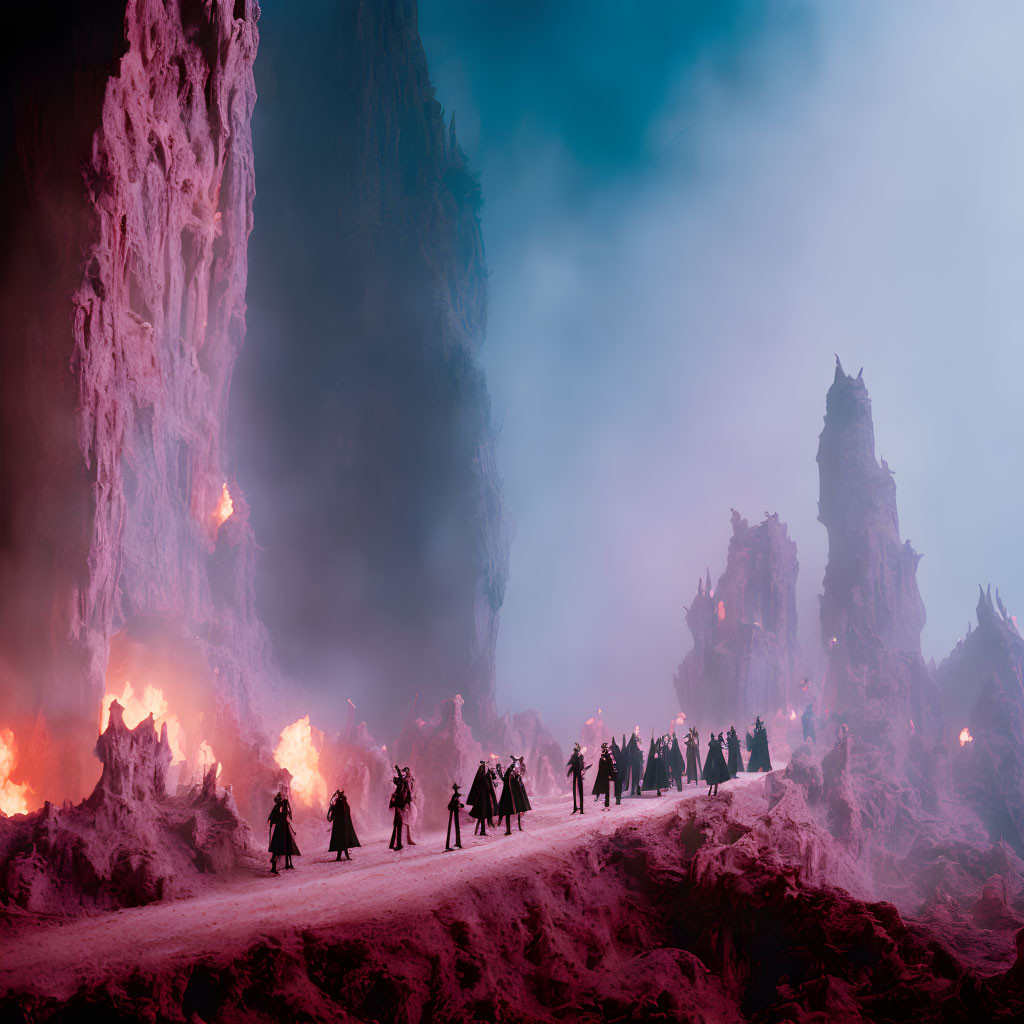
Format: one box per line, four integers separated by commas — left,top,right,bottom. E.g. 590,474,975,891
0,772,772,1001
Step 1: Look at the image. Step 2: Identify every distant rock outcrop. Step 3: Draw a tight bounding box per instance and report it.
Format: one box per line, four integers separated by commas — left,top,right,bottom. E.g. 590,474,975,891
674,510,807,728
0,701,255,916
937,587,1024,855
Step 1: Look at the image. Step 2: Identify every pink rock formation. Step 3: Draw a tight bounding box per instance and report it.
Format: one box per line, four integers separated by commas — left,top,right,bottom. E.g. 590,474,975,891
0,1,279,818
674,510,807,728
0,701,255,915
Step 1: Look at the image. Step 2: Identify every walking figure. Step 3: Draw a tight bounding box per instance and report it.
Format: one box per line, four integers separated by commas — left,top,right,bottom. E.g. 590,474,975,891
268,792,300,874
446,783,464,850
388,765,411,850
327,789,360,861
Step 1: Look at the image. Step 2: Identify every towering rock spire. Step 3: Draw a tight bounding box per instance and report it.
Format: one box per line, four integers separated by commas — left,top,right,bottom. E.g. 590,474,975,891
817,361,940,761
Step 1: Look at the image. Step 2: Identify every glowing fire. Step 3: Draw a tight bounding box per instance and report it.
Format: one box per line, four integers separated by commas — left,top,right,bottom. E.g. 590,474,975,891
273,715,327,808
959,727,973,747
214,482,233,527
585,717,595,726
717,600,726,622
197,740,223,779
489,753,499,760
674,712,686,725
598,707,602,715
789,709,797,721
100,681,185,761
0,729,32,816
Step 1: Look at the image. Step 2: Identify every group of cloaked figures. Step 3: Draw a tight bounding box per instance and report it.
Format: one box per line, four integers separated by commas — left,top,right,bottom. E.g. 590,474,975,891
567,716,775,812
265,755,535,874
266,714,785,874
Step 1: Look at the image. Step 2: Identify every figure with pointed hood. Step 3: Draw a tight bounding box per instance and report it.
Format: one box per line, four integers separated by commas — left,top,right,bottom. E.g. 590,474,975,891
669,732,685,791
726,725,744,776
268,792,300,874
802,700,817,743
641,734,669,796
467,760,499,835
327,789,360,861
747,716,773,773
684,727,702,785
609,736,624,804
497,755,530,834
388,764,411,850
617,734,631,795
703,733,730,796
629,730,644,795
445,783,464,851
566,742,591,814
592,742,619,809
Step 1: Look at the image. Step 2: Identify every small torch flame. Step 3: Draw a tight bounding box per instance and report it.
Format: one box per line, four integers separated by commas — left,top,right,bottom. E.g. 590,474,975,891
585,717,594,726
214,482,233,528
959,727,973,747
674,712,686,725
789,709,797,721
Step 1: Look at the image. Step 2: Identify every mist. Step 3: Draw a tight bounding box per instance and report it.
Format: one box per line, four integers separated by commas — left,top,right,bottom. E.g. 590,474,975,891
418,0,1024,740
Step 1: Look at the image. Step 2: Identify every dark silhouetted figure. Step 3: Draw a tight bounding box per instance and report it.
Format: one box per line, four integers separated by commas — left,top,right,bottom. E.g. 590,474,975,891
567,743,590,814
747,717,773,773
402,766,418,846
268,792,300,874
669,733,685,791
627,731,644,795
388,765,411,850
726,725,744,777
446,783,464,850
802,700,816,743
468,760,499,835
609,736,624,805
641,736,669,796
498,755,532,834
684,727,702,785
703,734,730,796
592,742,618,809
327,789,360,861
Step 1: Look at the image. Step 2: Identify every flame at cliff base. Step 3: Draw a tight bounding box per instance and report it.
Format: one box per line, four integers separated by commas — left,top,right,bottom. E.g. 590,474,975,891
959,727,973,747
214,482,233,528
100,681,186,762
274,715,327,809
0,729,32,816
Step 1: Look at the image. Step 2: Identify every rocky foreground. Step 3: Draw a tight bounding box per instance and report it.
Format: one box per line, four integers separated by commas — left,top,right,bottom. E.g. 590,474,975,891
2,764,1023,1023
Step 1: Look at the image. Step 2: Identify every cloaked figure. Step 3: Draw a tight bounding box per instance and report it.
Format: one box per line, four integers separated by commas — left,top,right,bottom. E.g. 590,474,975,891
567,742,591,814
726,725,744,777
609,736,624,805
467,760,499,835
628,732,644,795
401,766,420,846
669,733,685,791
445,783,464,851
388,765,411,850
497,755,531,834
268,792,300,874
592,742,618,809
703,733,730,796
327,789,360,861
641,735,669,796
684,727,702,786
802,700,816,743
747,716,773,773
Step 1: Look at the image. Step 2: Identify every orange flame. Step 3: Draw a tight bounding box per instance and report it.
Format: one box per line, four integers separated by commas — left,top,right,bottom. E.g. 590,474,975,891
101,681,185,761
717,600,726,622
214,482,233,528
674,712,686,725
585,717,595,726
597,707,602,715
959,727,973,747
789,709,797,721
0,729,32,816
274,715,327,808
489,753,499,760
197,739,223,779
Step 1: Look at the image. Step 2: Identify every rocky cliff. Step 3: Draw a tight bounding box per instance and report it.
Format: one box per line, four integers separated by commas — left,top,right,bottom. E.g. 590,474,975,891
241,0,510,737
0,0,278,815
674,510,806,730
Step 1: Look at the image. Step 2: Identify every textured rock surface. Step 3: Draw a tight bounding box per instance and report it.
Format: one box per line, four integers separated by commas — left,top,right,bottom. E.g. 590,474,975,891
240,0,511,737
937,587,1024,855
674,510,807,728
0,0,279,816
0,701,256,916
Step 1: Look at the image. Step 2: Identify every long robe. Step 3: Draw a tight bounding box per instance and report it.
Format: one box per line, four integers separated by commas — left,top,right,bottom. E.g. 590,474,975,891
747,724,773,773
669,735,685,791
592,749,618,797
467,764,499,822
630,736,644,792
703,737,730,786
726,728,744,776
684,734,702,784
327,794,360,851
497,762,530,816
610,738,624,800
268,800,301,856
641,738,669,792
